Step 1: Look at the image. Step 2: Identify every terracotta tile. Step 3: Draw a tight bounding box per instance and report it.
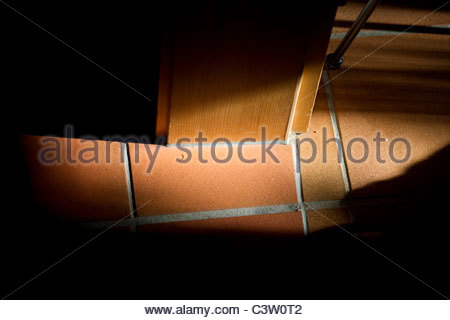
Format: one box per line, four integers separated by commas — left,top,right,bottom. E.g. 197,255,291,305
326,33,450,197
307,208,351,234
332,26,350,34
129,143,297,216
137,211,303,236
20,135,131,222
335,1,450,27
332,1,450,37
298,88,348,201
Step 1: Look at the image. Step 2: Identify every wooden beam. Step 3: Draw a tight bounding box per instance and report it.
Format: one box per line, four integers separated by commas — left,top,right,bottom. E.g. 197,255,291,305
286,7,337,140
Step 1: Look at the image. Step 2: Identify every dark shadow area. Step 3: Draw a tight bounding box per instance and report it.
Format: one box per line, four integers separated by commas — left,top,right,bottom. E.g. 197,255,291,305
342,144,450,298
1,0,163,139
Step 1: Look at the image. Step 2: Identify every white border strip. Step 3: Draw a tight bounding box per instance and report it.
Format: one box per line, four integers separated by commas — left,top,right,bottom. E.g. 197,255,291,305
291,134,309,235
122,142,137,232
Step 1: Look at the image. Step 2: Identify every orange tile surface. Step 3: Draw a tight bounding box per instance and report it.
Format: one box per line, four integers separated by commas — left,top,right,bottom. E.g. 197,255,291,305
137,211,304,236
332,1,450,34
298,88,348,201
335,0,450,27
20,135,131,221
326,33,450,197
307,208,351,233
129,143,297,216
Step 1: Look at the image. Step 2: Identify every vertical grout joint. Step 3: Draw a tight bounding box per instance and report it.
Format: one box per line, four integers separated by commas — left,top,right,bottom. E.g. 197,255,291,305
122,142,138,232
290,133,309,236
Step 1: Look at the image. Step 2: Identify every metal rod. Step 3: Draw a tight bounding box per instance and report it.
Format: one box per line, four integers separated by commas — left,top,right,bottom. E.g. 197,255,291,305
326,0,381,69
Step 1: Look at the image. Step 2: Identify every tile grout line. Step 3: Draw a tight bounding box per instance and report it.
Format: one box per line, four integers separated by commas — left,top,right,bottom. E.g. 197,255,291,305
122,142,137,232
137,204,298,225
322,69,354,223
80,204,299,228
322,70,351,192
77,194,426,229
290,134,309,236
